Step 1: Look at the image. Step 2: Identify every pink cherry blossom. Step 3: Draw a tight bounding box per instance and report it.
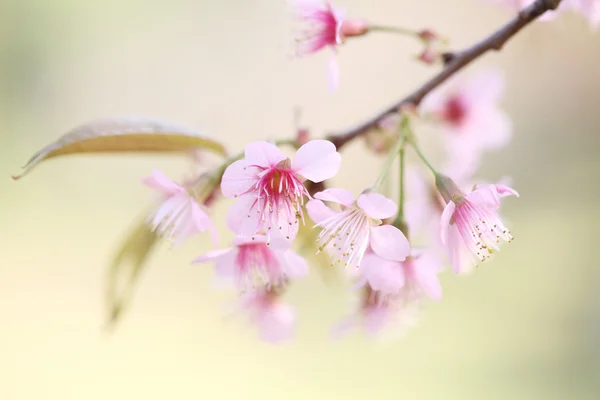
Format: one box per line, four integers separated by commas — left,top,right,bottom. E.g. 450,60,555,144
239,290,296,343
422,69,511,182
222,140,341,246
143,169,218,245
291,0,369,90
440,182,519,273
306,188,410,269
194,234,308,290
333,286,419,338
336,250,442,337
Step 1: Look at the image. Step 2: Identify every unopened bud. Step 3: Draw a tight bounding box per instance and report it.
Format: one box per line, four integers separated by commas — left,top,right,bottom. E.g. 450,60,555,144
417,47,440,65
296,127,310,146
418,29,438,43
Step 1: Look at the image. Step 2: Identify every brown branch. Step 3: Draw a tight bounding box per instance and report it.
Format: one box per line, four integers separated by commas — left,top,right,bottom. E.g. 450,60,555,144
327,0,563,150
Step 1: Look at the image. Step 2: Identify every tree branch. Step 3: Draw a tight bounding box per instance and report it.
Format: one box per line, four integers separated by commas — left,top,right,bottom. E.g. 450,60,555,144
327,0,563,150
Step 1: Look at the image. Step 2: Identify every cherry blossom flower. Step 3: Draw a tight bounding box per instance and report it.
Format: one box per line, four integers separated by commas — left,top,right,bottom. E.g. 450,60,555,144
333,286,419,339
437,176,519,273
143,169,218,245
221,140,341,246
422,69,511,182
239,290,296,343
291,0,369,90
306,188,410,269
193,234,308,290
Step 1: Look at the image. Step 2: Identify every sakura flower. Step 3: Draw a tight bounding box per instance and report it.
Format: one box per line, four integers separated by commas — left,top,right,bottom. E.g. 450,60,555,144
336,250,443,338
291,0,369,90
193,234,308,290
436,175,519,273
239,290,296,343
358,250,443,303
422,69,511,182
333,286,419,339
222,140,341,246
143,169,218,245
306,188,410,269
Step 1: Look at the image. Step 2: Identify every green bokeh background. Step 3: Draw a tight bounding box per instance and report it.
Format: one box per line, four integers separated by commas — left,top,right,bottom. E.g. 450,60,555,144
2,0,600,399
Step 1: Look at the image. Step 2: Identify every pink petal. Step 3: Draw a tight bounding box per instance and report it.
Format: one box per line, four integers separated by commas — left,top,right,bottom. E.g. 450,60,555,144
232,234,268,246
281,250,309,278
314,188,354,206
413,255,443,301
471,108,512,149
357,193,397,220
292,140,341,183
226,195,261,236
361,252,405,294
190,202,219,247
257,302,295,343
306,199,337,224
192,248,232,264
142,169,183,196
370,225,410,262
220,159,258,199
327,54,340,92
494,184,519,198
463,69,505,107
244,141,287,167
439,201,456,248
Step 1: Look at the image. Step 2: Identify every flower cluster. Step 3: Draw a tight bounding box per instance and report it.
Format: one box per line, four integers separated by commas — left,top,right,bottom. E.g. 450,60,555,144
17,0,595,343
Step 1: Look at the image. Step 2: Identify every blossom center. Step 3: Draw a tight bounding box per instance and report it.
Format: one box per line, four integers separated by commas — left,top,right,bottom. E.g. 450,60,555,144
454,200,514,262
442,95,468,127
236,243,282,288
315,207,371,268
252,162,308,234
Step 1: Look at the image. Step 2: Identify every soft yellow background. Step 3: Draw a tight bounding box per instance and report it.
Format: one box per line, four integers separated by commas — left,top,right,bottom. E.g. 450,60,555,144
2,0,600,399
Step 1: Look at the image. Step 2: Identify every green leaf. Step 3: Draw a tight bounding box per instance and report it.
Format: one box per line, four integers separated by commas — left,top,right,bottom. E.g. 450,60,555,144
13,117,227,180
105,214,160,329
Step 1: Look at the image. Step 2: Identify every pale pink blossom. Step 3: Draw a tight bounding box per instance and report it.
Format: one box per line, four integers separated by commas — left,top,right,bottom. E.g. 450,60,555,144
439,179,519,273
335,250,442,337
422,69,511,182
193,234,308,290
291,0,369,90
143,169,218,245
333,286,419,338
306,188,410,269
222,140,341,246
239,290,296,343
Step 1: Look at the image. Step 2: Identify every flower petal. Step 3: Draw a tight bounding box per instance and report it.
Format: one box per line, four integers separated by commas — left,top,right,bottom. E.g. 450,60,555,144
357,193,398,220
306,199,338,224
313,188,354,206
142,169,183,196
327,54,340,92
281,250,309,278
370,225,410,262
361,252,405,294
192,248,232,264
221,159,258,199
244,141,287,167
226,195,260,236
440,201,456,247
292,140,341,183
413,255,443,301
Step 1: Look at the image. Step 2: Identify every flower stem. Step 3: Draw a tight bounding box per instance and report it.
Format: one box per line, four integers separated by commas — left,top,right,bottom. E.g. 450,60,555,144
409,141,438,176
369,25,421,38
374,116,410,191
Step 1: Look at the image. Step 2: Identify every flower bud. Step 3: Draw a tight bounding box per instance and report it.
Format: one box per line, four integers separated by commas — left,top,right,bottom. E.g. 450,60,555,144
434,173,463,204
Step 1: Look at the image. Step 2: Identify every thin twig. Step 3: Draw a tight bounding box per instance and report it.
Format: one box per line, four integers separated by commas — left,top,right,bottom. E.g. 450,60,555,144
327,0,563,150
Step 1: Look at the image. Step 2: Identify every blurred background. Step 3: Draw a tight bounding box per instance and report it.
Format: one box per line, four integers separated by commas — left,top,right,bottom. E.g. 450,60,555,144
2,0,600,399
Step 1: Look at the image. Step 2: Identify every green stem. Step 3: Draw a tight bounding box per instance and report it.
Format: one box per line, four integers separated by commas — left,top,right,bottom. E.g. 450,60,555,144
374,117,410,190
369,25,420,38
398,144,405,221
410,141,438,176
